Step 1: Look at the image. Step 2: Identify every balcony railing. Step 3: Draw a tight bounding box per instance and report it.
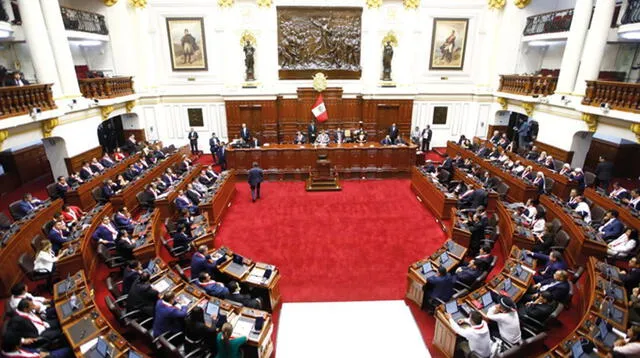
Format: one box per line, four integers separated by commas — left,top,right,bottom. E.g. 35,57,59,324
582,80,640,113
622,0,640,25
523,9,573,36
0,84,57,119
498,75,558,97
61,6,108,35
78,77,134,99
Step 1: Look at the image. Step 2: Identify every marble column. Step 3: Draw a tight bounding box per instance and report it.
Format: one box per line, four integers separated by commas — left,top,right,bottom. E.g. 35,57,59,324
555,0,593,94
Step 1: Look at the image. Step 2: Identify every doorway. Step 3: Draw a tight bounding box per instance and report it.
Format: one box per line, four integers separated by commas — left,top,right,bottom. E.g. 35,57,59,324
97,115,125,153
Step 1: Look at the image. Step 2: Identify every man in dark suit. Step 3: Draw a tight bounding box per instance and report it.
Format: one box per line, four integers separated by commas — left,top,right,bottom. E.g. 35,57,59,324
92,216,119,246
102,180,116,199
455,260,482,287
421,125,432,152
100,153,115,168
467,212,487,256
248,162,264,202
79,161,95,180
197,272,230,298
175,190,198,215
598,210,625,242
459,188,488,210
227,281,261,309
114,207,135,233
595,155,614,191
122,260,142,295
524,270,571,303
422,266,456,313
188,128,199,154
153,292,188,338
527,250,567,283
334,127,345,144
54,176,70,199
388,123,399,142
525,146,540,161
518,291,556,323
472,246,493,272
186,184,202,205
123,164,140,181
439,154,453,173
90,158,105,173
209,132,220,162
115,231,136,261
307,120,317,144
48,221,70,254
126,272,158,317
240,123,251,142
5,72,29,86
620,257,640,292
380,135,393,145
481,172,499,190
623,189,640,211
8,298,64,349
140,184,158,208
217,143,227,170
191,245,217,280
15,193,43,219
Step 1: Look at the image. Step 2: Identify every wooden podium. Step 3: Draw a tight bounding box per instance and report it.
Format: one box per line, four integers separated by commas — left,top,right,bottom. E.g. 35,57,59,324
305,153,341,191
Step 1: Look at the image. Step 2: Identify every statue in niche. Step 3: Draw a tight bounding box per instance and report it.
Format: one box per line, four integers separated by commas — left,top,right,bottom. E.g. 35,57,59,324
244,41,255,81
382,41,393,81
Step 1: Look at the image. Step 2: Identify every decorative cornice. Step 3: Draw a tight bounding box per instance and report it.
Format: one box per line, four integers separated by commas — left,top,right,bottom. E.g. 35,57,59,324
366,0,382,9
522,102,535,117
104,0,118,6
101,105,115,121
497,97,508,110
403,0,419,9
488,0,506,9
631,123,640,143
218,0,233,7
0,130,8,150
513,0,531,9
129,0,147,8
125,100,137,113
581,113,598,133
42,118,59,138
256,0,272,7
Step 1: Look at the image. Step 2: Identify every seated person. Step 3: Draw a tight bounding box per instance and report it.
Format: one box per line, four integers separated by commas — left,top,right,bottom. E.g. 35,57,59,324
454,260,482,287
115,231,136,261
489,130,501,144
126,272,158,317
154,177,168,193
574,196,592,223
175,190,199,215
152,292,188,338
380,135,393,145
79,161,95,180
113,147,126,161
458,158,473,171
293,131,306,144
518,291,556,323
421,266,455,312
558,163,572,176
122,260,142,295
162,168,178,186
186,183,203,205
334,127,345,144
315,130,330,146
100,153,116,168
459,188,488,210
152,144,166,159
173,226,194,251
525,146,540,161
60,204,84,227
543,156,555,170
198,170,214,187
609,182,630,201
533,222,556,254
524,270,571,303
178,155,192,173
520,165,534,181
10,283,51,316
611,326,640,357
355,129,367,144
34,241,68,276
228,281,261,309
527,211,546,236
15,193,43,219
470,246,493,272
622,189,640,211
619,257,640,293
496,133,510,149
394,135,407,145
114,207,137,233
526,250,566,283
446,310,491,358
570,168,586,191
92,216,119,246
567,188,579,209
184,307,217,355
191,180,208,195
486,296,521,346
191,245,217,280
532,171,546,194
102,179,117,199
607,228,638,258
90,157,105,173
7,298,66,350
422,160,436,174
536,151,547,164
123,163,140,181
1,329,72,357
54,176,70,199
204,166,219,181
67,171,84,186
511,160,525,175
177,209,198,237
47,220,71,254
197,272,230,298
140,184,159,206
599,210,625,242
521,198,538,223
115,174,129,190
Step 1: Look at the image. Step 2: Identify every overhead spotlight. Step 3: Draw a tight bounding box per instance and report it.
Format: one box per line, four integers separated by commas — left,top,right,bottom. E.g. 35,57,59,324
30,107,42,119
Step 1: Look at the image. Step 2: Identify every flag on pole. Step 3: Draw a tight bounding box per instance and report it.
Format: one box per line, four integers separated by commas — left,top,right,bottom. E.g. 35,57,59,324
311,94,328,123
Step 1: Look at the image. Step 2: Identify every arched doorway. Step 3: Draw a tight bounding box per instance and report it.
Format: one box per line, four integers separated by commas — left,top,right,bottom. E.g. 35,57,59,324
492,110,536,151
97,115,125,153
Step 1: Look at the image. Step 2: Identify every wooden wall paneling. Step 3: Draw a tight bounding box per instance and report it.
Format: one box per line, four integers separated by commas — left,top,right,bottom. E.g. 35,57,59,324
584,138,640,178
123,129,147,144
362,100,413,141
487,125,509,138
533,140,574,164
65,146,103,174
276,98,298,143
0,144,53,185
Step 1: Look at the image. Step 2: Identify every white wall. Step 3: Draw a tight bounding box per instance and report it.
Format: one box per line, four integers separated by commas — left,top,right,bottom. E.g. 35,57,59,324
569,131,593,168
0,42,36,81
42,137,70,178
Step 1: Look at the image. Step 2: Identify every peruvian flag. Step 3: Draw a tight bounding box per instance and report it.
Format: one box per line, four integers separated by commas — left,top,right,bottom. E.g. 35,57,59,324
311,94,328,123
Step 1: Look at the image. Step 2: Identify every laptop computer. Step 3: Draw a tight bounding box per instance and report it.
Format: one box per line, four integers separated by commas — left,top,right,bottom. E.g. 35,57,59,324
127,351,141,358
206,302,219,317
481,292,494,309
598,320,617,347
571,340,585,358
95,337,113,358
440,252,450,265
145,260,156,275
445,301,458,314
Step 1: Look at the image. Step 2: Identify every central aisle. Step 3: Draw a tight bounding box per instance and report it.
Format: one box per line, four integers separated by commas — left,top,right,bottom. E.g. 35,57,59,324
216,179,446,302
277,300,431,358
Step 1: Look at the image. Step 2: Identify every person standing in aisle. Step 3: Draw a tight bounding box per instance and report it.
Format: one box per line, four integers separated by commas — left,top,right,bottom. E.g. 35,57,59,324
247,162,264,203
188,128,199,154
422,125,432,152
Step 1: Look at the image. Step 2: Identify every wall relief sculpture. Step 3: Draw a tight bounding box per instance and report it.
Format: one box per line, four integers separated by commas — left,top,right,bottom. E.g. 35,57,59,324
277,7,362,80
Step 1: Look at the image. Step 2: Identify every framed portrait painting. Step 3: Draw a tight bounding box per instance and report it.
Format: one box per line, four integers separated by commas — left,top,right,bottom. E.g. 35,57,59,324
166,17,208,71
429,18,469,70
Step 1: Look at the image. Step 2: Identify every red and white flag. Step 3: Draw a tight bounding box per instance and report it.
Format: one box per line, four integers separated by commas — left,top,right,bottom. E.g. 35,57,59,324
311,94,328,123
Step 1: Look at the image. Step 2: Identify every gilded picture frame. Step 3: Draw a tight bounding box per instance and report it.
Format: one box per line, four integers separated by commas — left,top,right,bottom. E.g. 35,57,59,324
166,17,208,71
429,18,469,71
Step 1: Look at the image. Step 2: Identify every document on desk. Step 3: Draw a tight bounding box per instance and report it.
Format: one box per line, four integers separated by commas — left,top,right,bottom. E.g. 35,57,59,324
246,267,266,284
152,279,171,293
79,337,99,354
233,317,254,338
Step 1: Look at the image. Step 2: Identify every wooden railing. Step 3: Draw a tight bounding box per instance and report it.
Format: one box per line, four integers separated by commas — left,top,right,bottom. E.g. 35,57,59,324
582,80,640,113
78,76,134,99
0,84,57,119
523,8,573,36
498,75,558,96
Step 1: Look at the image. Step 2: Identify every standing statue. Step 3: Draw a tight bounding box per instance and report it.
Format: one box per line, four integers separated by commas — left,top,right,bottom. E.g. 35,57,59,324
382,41,393,81
244,41,255,81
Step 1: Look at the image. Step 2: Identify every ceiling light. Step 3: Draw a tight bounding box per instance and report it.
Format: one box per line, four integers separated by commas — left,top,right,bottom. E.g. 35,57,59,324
0,29,12,39
620,31,640,40
69,40,103,46
527,40,564,47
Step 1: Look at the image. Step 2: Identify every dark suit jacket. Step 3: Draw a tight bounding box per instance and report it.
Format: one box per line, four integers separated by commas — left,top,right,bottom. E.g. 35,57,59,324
248,167,264,187
80,167,93,180
92,225,117,244
123,169,138,181
620,268,640,292
422,128,432,141
538,280,570,302
388,126,398,140
5,78,30,86
7,315,39,340
424,274,456,302
188,132,199,141
457,267,482,287
601,219,625,241
307,124,317,141
240,128,251,141
101,158,115,168
90,164,104,173
229,292,260,309
16,200,36,218
48,228,70,253
521,302,555,322
122,268,140,295
55,183,69,199
190,253,216,280
532,252,567,282
595,161,614,181
126,282,158,316
103,185,115,199
115,238,135,261
441,158,453,173
152,301,188,337
474,254,493,271
186,189,202,205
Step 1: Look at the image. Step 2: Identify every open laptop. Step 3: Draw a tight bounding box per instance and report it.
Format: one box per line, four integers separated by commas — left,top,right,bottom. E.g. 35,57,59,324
481,292,495,310
144,259,156,275
95,337,114,358
445,301,466,321
571,340,585,358
422,262,436,278
597,319,617,347
503,278,518,297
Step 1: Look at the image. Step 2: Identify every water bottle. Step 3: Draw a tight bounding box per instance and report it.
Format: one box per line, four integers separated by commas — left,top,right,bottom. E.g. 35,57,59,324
70,294,78,310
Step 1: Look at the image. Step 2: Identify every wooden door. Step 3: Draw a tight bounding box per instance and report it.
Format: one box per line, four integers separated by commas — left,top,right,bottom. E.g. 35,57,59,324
375,104,400,141
239,105,263,143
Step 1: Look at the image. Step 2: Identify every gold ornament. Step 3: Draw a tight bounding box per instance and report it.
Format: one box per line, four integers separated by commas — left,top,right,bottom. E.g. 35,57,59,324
104,0,118,6
257,0,271,7
581,113,598,133
381,31,398,47
240,30,256,47
367,0,382,9
218,0,233,7
513,0,531,9
497,97,508,110
126,100,137,113
0,130,8,150
403,0,419,9
522,102,534,117
312,73,328,93
488,0,506,9
129,0,147,8
42,118,59,138
101,105,115,121
631,123,640,143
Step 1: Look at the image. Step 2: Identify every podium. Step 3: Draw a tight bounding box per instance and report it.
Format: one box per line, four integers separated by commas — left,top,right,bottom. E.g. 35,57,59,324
305,153,342,191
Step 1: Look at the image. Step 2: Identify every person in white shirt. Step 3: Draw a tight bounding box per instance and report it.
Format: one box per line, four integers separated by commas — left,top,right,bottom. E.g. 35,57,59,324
486,296,522,346
607,228,638,257
315,130,330,146
33,241,67,274
529,211,547,235
9,283,50,314
559,163,571,176
573,196,592,223
447,310,492,358
609,182,628,200
511,160,525,175
612,326,640,357
521,198,537,224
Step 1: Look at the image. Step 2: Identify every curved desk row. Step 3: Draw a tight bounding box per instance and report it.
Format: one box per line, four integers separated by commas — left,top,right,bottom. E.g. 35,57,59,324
584,187,640,232
411,166,457,220
154,164,203,220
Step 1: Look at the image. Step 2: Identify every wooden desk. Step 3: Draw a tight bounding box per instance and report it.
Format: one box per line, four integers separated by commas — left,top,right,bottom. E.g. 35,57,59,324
199,170,237,226
64,154,140,210
155,164,202,220
411,166,457,220
54,270,87,302
539,195,607,267
227,143,417,179
130,209,158,264
584,187,640,230
452,170,499,213
447,141,538,203
497,201,536,257
475,137,578,199
0,199,63,296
